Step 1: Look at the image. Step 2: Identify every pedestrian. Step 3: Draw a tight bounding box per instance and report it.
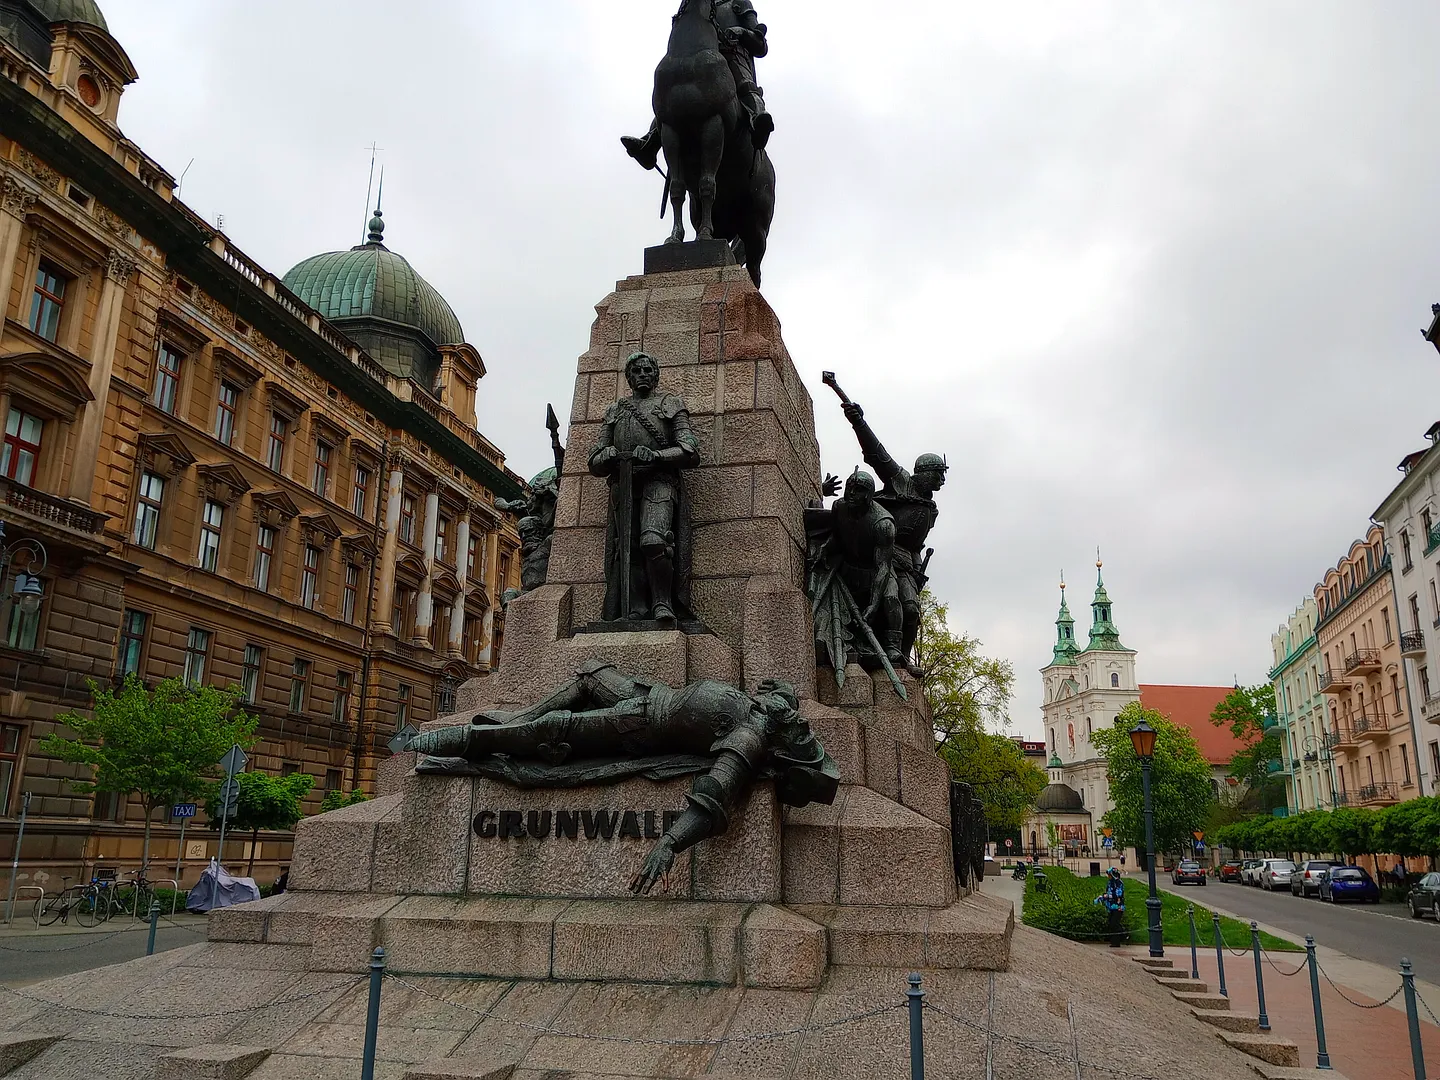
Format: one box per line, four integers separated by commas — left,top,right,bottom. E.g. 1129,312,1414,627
1093,867,1127,948
1119,852,1126,870
273,867,289,895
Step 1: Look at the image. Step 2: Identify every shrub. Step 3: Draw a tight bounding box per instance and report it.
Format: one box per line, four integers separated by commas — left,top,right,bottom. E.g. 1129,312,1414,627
1020,865,1138,942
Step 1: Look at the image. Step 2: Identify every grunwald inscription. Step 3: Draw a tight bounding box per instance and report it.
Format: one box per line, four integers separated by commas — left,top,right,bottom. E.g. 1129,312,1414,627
474,808,684,842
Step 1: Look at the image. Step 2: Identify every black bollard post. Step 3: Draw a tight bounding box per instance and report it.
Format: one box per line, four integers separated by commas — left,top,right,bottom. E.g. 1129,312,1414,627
361,947,386,1080
1401,958,1427,1080
145,900,160,957
907,973,925,1080
1187,905,1199,980
1250,922,1269,1031
1306,935,1331,1070
1211,912,1227,998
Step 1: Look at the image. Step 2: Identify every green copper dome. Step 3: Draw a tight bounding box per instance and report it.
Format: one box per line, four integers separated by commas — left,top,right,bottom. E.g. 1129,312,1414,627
282,210,464,351
31,0,108,30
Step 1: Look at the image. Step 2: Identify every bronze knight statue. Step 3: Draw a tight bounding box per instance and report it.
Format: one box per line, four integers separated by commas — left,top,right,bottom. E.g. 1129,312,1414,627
496,404,566,594
408,661,840,895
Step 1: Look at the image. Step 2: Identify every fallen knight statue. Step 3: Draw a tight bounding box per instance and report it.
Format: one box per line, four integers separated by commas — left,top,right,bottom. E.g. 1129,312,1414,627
406,661,840,894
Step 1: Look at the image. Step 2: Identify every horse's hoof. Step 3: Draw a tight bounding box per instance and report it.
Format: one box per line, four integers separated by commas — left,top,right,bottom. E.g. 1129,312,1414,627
665,236,684,246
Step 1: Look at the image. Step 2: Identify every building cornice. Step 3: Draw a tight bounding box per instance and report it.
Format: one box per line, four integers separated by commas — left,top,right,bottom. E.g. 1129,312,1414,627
1268,633,1317,681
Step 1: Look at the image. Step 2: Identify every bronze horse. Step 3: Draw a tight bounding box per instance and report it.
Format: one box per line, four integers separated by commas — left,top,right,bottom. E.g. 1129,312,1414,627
653,0,776,286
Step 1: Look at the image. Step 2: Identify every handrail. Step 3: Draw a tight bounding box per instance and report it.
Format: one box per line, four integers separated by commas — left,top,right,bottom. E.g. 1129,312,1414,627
10,885,42,927
155,877,181,915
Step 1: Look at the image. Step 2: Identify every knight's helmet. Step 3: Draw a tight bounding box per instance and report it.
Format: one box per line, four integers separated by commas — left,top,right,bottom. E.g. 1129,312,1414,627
844,468,876,498
913,452,948,475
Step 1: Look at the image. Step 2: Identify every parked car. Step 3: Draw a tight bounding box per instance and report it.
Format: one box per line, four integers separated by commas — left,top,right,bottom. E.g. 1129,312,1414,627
1171,860,1207,886
1318,865,1380,904
1240,859,1266,885
1218,860,1243,883
1292,859,1340,897
1407,872,1440,919
1258,858,1297,891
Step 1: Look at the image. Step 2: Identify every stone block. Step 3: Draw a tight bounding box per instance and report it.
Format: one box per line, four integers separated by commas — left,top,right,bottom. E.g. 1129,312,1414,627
381,895,566,979
692,518,788,579
741,904,827,989
689,576,747,649
0,1033,60,1074
685,630,740,685
752,462,805,545
308,895,407,972
896,740,950,827
543,527,606,585
794,892,1011,971
550,899,743,984
1190,1007,1260,1033
288,792,401,893
782,793,846,905
798,700,863,785
403,1060,518,1080
859,723,901,802
644,240,734,277
553,472,580,529
687,465,754,524
371,811,405,893
692,785,781,902
575,474,610,528
466,776,696,900
374,752,413,797
660,362,717,414
921,893,1013,969
155,1044,271,1080
400,773,474,894
741,574,816,699
585,371,619,421
837,786,953,907
1216,1032,1299,1068
817,664,874,707
721,360,756,411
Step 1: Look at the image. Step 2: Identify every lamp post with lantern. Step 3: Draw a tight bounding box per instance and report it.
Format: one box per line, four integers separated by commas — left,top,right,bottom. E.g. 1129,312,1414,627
0,520,47,623
1129,718,1164,957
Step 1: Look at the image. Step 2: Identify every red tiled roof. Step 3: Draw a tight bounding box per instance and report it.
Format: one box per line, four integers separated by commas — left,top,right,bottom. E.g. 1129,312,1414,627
1138,684,1247,766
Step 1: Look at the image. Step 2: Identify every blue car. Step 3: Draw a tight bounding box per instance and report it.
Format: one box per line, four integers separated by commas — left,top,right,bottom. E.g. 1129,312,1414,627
1318,865,1380,904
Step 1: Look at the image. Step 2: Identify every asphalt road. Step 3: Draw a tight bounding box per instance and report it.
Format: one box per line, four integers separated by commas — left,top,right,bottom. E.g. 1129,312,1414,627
0,921,202,987
1181,879,1440,982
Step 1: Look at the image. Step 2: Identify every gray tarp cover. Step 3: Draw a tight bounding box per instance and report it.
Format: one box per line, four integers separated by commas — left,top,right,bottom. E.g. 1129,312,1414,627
186,859,261,912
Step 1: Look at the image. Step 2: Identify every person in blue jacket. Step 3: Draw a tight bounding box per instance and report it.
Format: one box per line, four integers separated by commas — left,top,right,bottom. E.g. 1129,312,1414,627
1093,866,1127,947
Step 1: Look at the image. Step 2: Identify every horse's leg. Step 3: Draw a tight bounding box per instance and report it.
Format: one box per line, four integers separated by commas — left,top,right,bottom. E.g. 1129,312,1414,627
740,223,766,288
692,114,724,242
660,124,687,245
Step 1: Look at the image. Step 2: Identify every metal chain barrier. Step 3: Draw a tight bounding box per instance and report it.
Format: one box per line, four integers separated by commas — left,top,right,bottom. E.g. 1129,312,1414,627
1417,990,1438,1027
384,973,905,1047
1315,965,1405,1010
921,1000,1170,1080
0,974,363,1020
158,915,209,935
1258,945,1307,978
0,923,153,952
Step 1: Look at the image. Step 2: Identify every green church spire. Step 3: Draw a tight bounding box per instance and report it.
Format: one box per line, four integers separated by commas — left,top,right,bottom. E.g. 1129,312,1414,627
1085,554,1127,651
1050,573,1081,665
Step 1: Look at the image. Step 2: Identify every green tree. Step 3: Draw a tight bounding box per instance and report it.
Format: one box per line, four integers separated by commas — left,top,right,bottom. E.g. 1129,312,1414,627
938,729,1047,837
1092,701,1214,857
39,676,255,870
205,770,314,874
1210,684,1285,812
913,590,1015,746
319,788,371,813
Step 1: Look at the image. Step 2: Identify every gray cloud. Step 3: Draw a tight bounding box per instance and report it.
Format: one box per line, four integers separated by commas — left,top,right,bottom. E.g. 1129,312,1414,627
101,1,1440,735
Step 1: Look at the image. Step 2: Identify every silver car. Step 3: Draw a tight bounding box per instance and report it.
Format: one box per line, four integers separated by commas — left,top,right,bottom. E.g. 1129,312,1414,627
1260,858,1297,891
1240,858,1266,885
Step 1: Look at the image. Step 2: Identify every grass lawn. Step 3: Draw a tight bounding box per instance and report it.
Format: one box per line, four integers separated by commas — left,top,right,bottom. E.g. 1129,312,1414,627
1020,866,1303,952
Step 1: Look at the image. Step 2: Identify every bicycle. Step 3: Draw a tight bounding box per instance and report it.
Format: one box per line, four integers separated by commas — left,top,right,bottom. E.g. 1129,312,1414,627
32,878,102,928
111,866,155,920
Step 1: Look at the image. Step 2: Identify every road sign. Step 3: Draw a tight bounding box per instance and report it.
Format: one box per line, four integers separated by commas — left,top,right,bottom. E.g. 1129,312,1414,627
1101,836,1115,848
218,777,240,818
171,803,197,819
1194,840,1206,852
1004,839,1013,849
219,745,247,776
1193,830,1205,841
388,723,420,756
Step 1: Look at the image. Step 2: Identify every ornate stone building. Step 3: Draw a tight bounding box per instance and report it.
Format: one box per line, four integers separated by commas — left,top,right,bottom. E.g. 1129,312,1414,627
0,0,522,886
1269,597,1336,812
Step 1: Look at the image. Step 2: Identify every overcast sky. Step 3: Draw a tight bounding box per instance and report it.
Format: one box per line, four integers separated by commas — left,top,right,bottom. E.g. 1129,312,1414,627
101,1,1440,737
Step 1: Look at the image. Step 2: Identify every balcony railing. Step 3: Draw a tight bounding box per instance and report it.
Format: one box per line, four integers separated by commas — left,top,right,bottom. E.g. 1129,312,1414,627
1331,725,1360,748
1425,521,1440,556
1356,782,1399,806
1401,631,1426,657
1265,759,1285,775
1333,790,1350,807
1321,729,1341,749
0,476,105,535
1357,712,1399,741
1342,648,1381,676
1318,669,1347,694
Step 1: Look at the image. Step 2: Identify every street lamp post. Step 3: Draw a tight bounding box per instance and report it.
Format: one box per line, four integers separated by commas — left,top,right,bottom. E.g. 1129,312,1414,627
1129,719,1164,957
0,521,47,617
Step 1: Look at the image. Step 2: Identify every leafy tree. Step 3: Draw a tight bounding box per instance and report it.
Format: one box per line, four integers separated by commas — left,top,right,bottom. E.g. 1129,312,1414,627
319,788,370,813
1210,684,1285,812
1092,701,1213,857
938,729,1047,837
913,590,1014,746
39,676,255,870
205,770,314,874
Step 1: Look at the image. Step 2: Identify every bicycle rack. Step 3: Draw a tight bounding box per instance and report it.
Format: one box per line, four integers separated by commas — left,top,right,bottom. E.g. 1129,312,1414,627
13,885,42,928
155,878,180,916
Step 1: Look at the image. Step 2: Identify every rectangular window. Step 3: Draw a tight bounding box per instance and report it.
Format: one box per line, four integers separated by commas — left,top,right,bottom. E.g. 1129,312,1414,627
0,722,21,816
463,617,479,665
214,382,240,446
197,500,223,572
266,413,287,472
467,535,480,580
241,644,263,704
1382,607,1392,643
300,546,320,610
182,627,210,687
254,524,275,591
1431,741,1440,781
27,261,66,341
1,408,43,485
1392,673,1403,716
116,609,147,678
396,684,410,732
435,516,449,563
399,494,416,544
499,552,511,591
1403,530,1414,571
351,465,370,518
1401,743,1412,784
435,603,451,647
333,670,351,723
312,441,332,498
133,471,164,549
152,344,183,414
5,573,40,650
324,768,342,792
342,564,360,624
1412,594,1422,633
289,658,309,713
393,587,413,638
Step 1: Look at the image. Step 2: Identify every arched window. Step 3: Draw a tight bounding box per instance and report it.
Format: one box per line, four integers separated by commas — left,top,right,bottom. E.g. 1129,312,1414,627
1086,718,1092,737
1050,728,1056,752
1110,672,1119,688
